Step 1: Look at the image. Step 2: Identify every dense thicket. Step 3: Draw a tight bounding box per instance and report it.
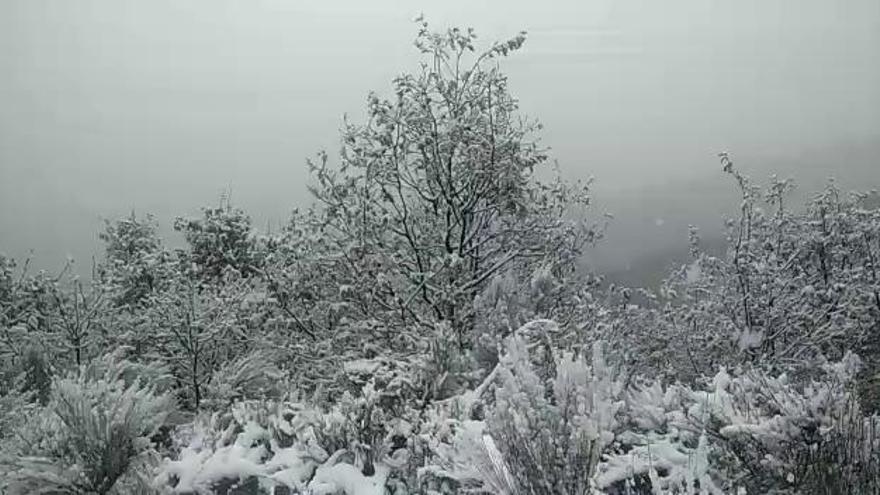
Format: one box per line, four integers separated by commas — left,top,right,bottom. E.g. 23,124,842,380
1,21,878,495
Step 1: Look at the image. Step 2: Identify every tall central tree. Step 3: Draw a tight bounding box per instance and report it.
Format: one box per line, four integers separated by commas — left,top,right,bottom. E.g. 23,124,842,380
269,20,597,372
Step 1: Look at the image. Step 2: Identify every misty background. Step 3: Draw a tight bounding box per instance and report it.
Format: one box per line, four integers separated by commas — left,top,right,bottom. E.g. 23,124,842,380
1,0,878,285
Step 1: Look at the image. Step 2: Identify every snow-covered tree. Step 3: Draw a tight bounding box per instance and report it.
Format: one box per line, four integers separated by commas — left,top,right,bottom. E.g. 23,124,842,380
598,155,880,392
174,196,262,281
142,272,257,410
0,255,59,373
97,212,172,309
264,20,598,399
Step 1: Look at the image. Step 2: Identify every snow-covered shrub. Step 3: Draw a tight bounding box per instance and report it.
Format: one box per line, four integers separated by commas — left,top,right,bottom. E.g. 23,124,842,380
97,212,173,309
598,352,880,494
19,344,53,404
157,349,426,493
0,346,52,445
597,376,725,494
0,255,60,370
338,350,425,409
791,404,880,494
421,419,519,494
472,267,601,379
157,395,414,495
418,321,480,402
493,338,623,493
173,197,262,281
693,353,880,494
157,399,328,494
310,380,417,493
597,161,880,393
201,349,285,411
0,373,41,444
428,330,624,494
0,351,177,494
143,273,257,410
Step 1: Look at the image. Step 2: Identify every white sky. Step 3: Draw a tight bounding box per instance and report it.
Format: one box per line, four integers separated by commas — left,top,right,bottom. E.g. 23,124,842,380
1,0,878,276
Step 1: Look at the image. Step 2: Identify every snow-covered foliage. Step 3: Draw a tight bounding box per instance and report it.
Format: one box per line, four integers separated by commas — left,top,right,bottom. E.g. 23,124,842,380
156,400,327,494
97,212,173,308
156,395,414,495
255,18,599,399
597,352,879,495
201,349,286,411
1,20,878,495
173,196,263,281
0,351,176,494
476,337,623,494
596,156,880,390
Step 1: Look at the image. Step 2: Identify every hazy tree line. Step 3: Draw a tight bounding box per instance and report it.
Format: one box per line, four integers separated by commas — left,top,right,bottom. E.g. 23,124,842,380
1,21,879,495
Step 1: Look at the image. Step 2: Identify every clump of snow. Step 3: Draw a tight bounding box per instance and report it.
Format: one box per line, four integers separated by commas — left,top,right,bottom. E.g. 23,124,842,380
156,401,327,494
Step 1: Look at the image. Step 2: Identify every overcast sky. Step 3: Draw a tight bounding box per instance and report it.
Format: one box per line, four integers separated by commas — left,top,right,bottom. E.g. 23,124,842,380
1,0,879,278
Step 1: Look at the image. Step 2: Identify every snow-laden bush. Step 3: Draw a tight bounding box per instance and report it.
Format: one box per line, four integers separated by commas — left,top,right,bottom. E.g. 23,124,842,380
425,330,624,494
490,338,622,493
596,164,880,396
0,351,177,495
597,376,727,494
598,352,880,494
156,399,328,493
0,372,41,444
309,382,415,493
155,323,625,494
156,395,414,495
691,353,880,494
201,349,285,411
